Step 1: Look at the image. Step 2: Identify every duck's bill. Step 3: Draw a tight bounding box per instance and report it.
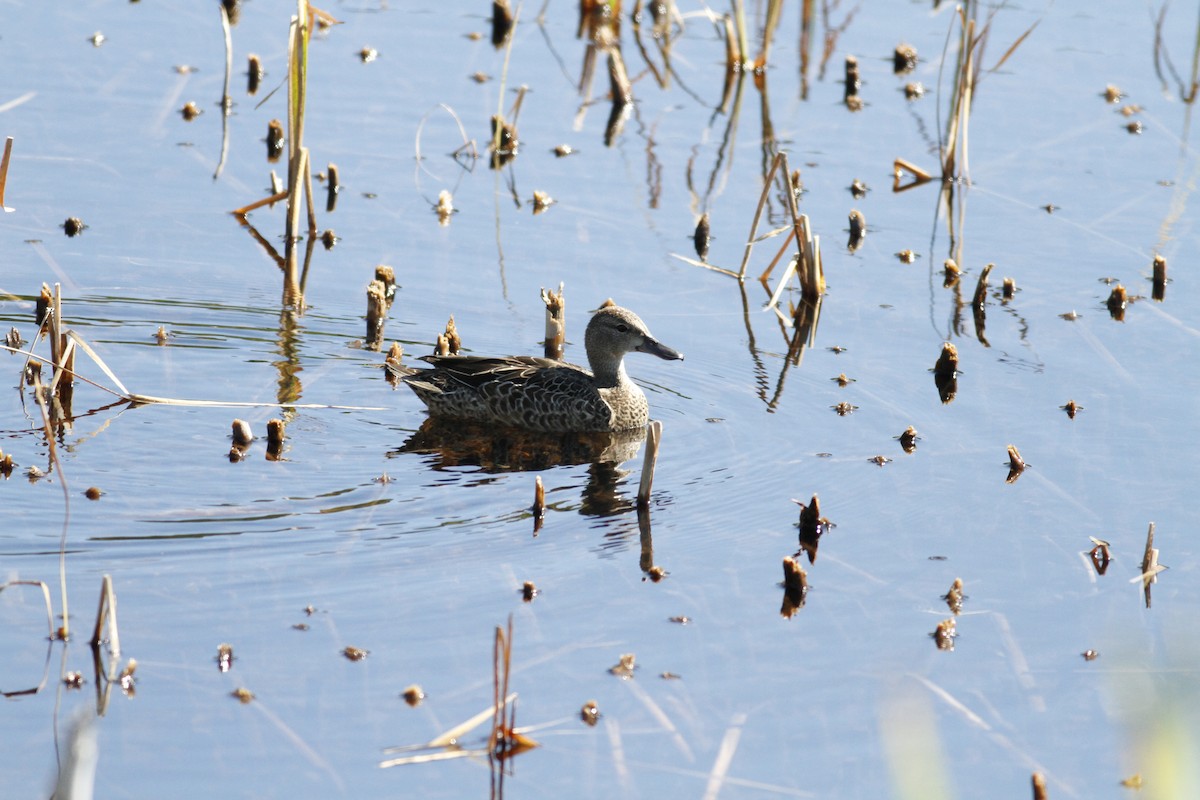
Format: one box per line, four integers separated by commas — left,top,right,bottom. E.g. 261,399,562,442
638,337,684,361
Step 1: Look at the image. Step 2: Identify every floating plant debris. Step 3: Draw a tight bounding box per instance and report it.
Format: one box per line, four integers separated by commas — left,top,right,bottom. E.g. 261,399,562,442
232,687,255,704
154,325,170,345
580,700,600,726
893,43,917,74
933,342,959,403
342,646,368,662
780,557,808,619
904,82,924,100
231,419,253,446
644,566,667,582
521,580,537,602
265,418,285,461
401,685,425,707
896,249,916,264
435,190,454,225
1121,774,1143,789
358,46,378,63
89,31,105,47
943,578,965,615
266,119,284,162
84,486,103,500
246,54,263,95
793,494,831,564
1001,277,1016,300
217,643,234,673
1061,400,1082,419
1151,254,1167,301
1088,537,1111,575
608,653,636,679
63,671,85,689
828,345,847,355
898,426,918,454
180,101,201,121
470,72,490,83
693,212,710,261
868,455,891,467
1005,444,1026,484
849,179,868,198
832,373,854,387
5,327,21,348
62,217,86,237
847,209,866,251
660,672,682,680
941,259,961,287
832,401,857,416
932,618,956,651
1125,120,1142,135
1081,649,1099,661
320,229,338,249
668,616,691,625
531,190,554,214
1042,203,1058,213
1059,310,1080,321
119,659,137,695
553,144,575,157
1103,84,1123,103
1106,284,1127,320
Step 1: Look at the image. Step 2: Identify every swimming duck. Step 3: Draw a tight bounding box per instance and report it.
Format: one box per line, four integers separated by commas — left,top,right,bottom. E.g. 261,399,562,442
394,304,683,433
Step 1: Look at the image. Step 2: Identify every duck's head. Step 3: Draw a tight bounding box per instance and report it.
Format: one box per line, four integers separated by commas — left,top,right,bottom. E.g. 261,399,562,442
585,304,683,384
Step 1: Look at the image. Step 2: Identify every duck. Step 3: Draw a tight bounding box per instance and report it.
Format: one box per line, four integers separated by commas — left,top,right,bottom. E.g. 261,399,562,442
393,304,683,433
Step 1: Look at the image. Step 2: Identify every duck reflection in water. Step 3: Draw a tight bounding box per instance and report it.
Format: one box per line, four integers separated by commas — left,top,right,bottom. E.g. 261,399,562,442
389,419,648,517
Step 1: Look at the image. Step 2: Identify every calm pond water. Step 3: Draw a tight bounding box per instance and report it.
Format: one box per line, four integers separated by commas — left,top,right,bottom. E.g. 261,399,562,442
3,1,1199,798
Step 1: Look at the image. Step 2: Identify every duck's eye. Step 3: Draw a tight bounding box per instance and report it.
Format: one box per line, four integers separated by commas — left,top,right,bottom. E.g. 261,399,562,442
616,323,629,333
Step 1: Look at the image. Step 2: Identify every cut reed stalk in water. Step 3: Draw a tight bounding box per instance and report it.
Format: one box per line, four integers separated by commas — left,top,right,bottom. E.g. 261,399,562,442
532,476,545,533
265,418,285,460
0,136,14,211
443,316,461,355
1032,772,1047,800
266,119,285,162
247,54,263,95
541,284,565,360
780,556,808,618
1151,254,1167,301
374,264,396,304
90,574,121,657
325,163,339,212
637,420,662,509
365,280,387,351
972,262,993,310
231,419,254,446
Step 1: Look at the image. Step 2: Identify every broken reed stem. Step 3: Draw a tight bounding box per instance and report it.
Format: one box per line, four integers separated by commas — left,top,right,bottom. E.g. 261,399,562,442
214,1,233,180
972,262,993,310
541,283,565,360
637,420,662,509
31,375,70,640
90,574,121,658
0,136,13,209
